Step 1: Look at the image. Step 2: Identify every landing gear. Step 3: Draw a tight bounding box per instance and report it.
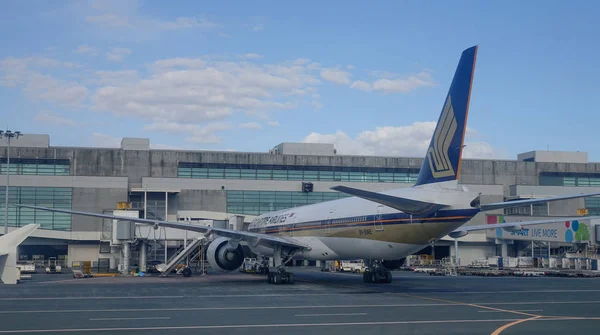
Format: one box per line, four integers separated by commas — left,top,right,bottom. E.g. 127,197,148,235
266,246,298,285
268,268,295,285
362,260,392,284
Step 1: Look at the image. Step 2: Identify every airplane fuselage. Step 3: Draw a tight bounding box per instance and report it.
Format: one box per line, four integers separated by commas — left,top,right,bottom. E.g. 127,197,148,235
247,187,481,261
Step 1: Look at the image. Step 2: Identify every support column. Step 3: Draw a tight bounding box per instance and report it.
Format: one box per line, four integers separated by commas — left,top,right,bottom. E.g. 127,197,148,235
122,243,130,275
139,241,147,272
454,238,460,265
164,238,168,264
501,242,508,258
164,192,168,221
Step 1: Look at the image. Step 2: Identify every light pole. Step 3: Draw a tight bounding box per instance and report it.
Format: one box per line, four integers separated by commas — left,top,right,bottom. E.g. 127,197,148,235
0,130,22,235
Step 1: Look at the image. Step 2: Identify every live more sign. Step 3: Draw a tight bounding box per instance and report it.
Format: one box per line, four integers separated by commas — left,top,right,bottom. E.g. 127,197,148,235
485,215,592,243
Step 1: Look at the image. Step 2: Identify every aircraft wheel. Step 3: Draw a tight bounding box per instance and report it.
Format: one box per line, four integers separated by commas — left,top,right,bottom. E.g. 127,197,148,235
363,271,371,283
384,271,392,283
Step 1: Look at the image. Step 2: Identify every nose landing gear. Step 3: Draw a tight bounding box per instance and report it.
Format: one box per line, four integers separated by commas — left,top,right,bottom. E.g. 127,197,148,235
362,260,392,284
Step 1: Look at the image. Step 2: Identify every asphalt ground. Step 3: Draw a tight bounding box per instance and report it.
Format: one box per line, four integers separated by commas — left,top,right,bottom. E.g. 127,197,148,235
0,268,599,334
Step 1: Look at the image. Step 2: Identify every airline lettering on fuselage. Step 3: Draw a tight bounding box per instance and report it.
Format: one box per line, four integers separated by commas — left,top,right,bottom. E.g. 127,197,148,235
428,94,457,178
253,212,295,225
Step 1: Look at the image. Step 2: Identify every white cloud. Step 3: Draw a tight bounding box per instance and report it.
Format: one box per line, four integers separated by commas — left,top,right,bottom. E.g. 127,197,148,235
81,1,218,41
372,71,435,93
351,71,435,94
106,47,131,62
267,121,280,127
320,68,351,85
34,111,79,127
350,80,371,91
86,13,216,32
252,24,264,31
24,74,89,107
239,122,262,130
91,56,321,124
303,121,502,159
0,57,88,107
159,17,216,30
91,70,139,85
75,44,98,56
86,14,130,28
144,121,232,144
91,133,121,148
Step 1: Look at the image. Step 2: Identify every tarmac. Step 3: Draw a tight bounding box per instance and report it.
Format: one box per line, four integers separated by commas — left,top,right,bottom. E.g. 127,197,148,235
0,268,599,334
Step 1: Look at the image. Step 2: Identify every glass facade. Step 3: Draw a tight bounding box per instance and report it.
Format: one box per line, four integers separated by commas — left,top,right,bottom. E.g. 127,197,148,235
178,163,419,183
539,173,600,187
226,190,351,216
0,158,70,176
0,187,72,231
585,197,600,216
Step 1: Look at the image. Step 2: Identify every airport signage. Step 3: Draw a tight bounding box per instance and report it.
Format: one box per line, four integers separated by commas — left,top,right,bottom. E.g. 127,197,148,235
485,215,591,243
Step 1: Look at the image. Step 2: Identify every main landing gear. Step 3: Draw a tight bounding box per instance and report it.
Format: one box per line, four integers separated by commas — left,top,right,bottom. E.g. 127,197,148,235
268,267,295,285
362,260,392,284
267,246,298,285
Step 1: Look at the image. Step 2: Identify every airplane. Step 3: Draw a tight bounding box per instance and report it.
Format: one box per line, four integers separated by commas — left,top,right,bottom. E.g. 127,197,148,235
0,224,40,284
16,45,600,285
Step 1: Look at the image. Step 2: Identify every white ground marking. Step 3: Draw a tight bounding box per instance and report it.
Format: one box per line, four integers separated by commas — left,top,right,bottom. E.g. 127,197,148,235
0,319,523,333
0,293,345,301
2,289,599,302
295,313,368,317
0,300,597,314
478,310,543,313
90,317,171,321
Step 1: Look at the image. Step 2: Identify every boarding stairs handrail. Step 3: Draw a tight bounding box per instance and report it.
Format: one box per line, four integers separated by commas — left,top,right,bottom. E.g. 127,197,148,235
163,238,196,265
155,237,206,276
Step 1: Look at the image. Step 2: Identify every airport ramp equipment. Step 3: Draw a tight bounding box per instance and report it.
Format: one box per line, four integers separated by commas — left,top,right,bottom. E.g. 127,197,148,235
155,236,206,276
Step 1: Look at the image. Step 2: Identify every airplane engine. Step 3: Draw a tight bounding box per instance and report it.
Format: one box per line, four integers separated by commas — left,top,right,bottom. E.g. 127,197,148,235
206,237,245,271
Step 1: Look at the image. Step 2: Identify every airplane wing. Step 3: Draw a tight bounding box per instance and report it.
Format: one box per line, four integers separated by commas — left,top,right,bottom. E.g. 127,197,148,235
479,191,600,212
448,215,600,238
14,205,308,251
330,185,449,215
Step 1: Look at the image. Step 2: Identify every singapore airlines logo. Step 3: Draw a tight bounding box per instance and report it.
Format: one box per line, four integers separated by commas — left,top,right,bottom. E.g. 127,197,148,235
427,95,457,178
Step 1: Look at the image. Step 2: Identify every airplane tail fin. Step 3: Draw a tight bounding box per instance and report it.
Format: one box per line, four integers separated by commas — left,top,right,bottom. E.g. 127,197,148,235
0,224,40,284
414,45,478,188
0,224,40,254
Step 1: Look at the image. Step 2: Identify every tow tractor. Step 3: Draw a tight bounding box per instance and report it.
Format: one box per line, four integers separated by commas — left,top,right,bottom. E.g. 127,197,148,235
45,257,62,274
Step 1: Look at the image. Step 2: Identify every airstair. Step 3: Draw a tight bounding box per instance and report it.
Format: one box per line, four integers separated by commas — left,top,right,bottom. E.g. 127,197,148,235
155,236,206,276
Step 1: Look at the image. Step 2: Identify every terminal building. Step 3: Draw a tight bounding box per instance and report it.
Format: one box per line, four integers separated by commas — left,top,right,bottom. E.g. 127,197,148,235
1,134,600,270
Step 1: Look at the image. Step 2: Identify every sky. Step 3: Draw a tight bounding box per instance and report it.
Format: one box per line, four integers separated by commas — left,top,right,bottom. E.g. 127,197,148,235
1,1,599,161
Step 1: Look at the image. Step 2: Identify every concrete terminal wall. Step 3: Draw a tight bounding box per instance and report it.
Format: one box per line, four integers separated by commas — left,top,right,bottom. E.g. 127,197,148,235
72,188,128,232
3,146,600,191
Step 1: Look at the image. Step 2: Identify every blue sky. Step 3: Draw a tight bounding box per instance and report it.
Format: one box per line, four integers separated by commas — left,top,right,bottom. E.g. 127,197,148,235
1,1,599,160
